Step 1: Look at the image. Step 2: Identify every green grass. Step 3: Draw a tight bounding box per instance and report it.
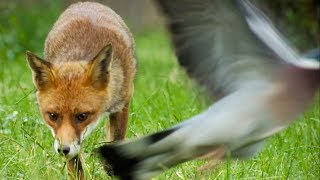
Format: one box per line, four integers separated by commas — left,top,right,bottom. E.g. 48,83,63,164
0,1,319,179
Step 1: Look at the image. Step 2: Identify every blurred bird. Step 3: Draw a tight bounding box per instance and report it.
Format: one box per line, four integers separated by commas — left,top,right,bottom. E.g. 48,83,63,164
98,0,320,179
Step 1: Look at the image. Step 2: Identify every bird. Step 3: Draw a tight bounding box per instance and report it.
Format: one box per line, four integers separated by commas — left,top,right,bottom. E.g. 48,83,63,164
97,0,320,179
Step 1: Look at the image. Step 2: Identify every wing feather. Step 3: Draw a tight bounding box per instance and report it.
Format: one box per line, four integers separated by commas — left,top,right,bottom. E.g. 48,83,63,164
156,0,319,98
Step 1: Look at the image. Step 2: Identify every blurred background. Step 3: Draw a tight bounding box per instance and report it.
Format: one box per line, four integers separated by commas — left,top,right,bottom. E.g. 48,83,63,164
0,0,319,62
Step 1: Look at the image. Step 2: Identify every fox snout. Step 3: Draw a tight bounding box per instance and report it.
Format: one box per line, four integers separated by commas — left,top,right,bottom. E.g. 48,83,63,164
54,139,80,158
51,117,101,158
58,145,71,155
52,122,82,158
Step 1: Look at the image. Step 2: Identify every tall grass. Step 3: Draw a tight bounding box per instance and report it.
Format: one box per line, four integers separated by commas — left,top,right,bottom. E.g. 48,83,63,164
0,1,319,179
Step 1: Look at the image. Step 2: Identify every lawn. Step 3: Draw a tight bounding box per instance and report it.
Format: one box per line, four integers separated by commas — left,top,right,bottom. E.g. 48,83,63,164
0,1,319,179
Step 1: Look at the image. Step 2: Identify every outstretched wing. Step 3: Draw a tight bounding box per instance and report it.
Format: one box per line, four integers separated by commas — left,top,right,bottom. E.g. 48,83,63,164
97,0,319,179
157,0,319,98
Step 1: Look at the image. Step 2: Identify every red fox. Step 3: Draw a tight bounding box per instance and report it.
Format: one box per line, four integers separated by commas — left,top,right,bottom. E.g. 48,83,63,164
26,2,136,179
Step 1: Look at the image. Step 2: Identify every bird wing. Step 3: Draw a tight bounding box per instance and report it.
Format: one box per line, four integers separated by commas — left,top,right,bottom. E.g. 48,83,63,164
98,0,320,179
156,0,319,98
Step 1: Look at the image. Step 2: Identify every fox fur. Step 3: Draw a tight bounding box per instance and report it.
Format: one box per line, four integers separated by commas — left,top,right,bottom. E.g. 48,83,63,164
26,2,136,179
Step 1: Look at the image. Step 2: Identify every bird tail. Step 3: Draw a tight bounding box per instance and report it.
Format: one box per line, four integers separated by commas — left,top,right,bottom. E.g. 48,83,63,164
98,128,179,180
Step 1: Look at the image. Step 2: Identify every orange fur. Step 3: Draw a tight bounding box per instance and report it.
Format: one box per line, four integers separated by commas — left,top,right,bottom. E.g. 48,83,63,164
26,2,136,179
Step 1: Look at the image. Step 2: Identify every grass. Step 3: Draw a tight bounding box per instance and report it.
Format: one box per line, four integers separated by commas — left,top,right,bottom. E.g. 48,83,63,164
0,1,319,179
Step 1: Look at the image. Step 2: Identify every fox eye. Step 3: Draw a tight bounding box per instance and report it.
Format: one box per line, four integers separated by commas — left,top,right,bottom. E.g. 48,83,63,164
76,113,89,122
48,112,58,121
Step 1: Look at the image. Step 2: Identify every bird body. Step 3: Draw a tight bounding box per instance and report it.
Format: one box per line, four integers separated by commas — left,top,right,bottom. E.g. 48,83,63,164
98,0,319,179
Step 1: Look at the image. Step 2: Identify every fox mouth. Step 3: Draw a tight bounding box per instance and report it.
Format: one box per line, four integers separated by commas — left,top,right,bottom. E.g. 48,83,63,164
54,139,81,158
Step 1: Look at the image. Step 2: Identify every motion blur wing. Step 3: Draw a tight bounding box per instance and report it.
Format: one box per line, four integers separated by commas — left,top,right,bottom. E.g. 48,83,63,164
157,0,319,98
97,0,320,179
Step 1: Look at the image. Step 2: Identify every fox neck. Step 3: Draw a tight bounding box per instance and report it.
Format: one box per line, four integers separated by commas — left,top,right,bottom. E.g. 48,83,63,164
105,61,128,113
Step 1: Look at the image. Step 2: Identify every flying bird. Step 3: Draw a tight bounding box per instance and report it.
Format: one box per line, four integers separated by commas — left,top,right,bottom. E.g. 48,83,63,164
98,0,320,179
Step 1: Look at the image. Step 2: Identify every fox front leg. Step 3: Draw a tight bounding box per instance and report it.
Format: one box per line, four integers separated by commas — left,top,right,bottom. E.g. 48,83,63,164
106,103,130,142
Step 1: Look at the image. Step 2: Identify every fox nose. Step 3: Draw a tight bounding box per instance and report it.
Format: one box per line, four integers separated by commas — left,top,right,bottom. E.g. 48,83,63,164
58,145,70,155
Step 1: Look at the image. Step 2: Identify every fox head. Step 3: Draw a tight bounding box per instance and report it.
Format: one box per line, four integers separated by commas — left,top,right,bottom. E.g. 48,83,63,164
26,44,113,158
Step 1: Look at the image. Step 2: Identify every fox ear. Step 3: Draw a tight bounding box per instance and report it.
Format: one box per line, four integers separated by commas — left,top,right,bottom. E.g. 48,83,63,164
26,51,55,90
87,44,113,89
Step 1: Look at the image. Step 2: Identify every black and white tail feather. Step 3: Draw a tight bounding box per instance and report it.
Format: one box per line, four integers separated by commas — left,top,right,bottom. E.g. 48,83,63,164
98,0,320,179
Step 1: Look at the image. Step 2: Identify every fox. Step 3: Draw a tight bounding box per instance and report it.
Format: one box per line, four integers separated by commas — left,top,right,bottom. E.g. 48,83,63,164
26,2,136,179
